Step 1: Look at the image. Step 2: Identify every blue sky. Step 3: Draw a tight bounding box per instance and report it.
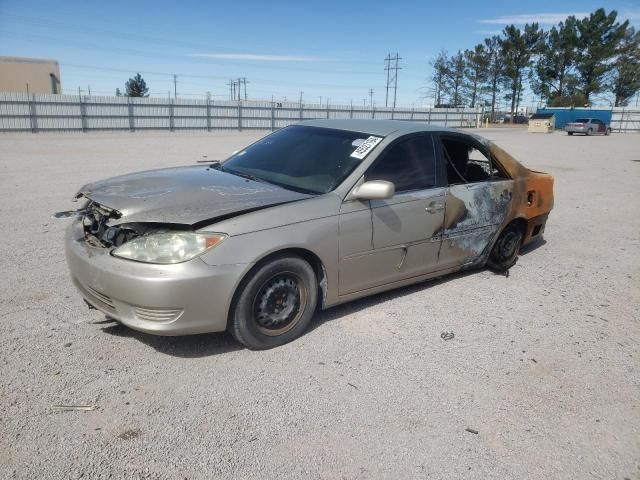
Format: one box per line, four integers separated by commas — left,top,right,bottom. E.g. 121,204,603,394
1,0,638,107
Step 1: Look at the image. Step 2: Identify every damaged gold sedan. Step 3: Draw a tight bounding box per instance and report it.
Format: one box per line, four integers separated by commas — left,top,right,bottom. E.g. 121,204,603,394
64,120,553,349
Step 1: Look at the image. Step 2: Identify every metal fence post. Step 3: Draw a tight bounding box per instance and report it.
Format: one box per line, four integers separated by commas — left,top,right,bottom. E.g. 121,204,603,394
78,89,87,133
206,95,211,132
326,102,330,119
299,102,303,121
428,108,432,125
28,93,38,134
350,101,353,119
127,97,135,132
372,106,375,119
391,108,395,120
169,99,175,132
410,107,414,121
444,108,448,127
238,100,242,131
271,102,275,131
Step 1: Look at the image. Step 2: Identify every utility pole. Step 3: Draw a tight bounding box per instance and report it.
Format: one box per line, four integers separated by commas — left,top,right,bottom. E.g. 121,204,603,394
369,88,374,108
87,85,91,97
299,91,304,104
319,96,322,105
173,74,178,99
384,53,402,108
236,78,248,100
228,80,236,100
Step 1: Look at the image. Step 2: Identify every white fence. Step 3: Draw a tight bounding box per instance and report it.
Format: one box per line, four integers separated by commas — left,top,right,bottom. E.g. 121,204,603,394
611,107,640,133
0,92,482,133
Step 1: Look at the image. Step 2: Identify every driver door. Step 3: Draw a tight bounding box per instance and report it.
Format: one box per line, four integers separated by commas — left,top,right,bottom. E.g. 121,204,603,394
338,134,446,294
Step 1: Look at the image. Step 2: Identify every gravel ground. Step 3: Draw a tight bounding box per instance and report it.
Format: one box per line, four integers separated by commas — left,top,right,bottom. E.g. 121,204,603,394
0,128,638,479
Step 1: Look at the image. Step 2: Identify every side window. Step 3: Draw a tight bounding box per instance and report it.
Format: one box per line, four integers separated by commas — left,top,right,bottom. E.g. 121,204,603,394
440,137,505,185
365,135,438,192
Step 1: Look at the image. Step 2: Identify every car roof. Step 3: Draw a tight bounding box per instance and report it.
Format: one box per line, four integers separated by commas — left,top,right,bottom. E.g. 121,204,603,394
298,119,463,137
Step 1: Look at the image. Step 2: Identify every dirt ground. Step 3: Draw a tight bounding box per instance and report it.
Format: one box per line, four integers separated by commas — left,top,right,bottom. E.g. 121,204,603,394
0,128,638,479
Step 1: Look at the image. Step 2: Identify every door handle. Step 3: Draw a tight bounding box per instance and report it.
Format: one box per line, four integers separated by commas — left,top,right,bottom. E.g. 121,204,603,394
425,203,444,214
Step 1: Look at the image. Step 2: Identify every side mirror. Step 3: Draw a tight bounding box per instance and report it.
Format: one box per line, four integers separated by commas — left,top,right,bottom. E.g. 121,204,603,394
352,180,395,201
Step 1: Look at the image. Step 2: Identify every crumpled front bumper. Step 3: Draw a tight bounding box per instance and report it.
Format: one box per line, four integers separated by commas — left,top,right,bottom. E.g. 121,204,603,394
64,220,249,335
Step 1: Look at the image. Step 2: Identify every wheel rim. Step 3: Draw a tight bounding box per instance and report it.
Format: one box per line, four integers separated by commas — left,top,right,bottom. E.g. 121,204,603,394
252,272,307,336
499,230,520,261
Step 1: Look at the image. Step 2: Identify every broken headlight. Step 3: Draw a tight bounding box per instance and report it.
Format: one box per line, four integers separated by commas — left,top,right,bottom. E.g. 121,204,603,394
112,232,226,264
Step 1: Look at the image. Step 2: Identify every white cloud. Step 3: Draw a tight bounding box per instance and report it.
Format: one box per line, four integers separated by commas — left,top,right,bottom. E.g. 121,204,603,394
479,13,588,25
188,53,321,62
474,30,503,35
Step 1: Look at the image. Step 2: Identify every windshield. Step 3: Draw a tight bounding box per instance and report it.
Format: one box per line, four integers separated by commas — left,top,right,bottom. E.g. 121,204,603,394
222,125,378,194
573,118,589,123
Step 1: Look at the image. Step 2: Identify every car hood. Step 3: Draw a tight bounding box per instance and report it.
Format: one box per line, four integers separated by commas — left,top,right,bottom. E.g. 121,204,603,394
75,165,313,227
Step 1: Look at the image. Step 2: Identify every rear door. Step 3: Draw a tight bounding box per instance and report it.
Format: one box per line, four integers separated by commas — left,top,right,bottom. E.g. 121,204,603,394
436,134,513,269
338,134,446,294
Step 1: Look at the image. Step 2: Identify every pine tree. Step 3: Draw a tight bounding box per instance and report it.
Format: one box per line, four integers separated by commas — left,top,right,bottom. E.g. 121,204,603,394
499,23,543,122
464,44,489,108
125,73,149,97
611,26,640,106
575,9,628,103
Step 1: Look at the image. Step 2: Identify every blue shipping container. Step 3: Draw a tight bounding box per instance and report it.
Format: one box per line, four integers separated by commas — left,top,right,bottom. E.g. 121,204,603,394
535,108,612,129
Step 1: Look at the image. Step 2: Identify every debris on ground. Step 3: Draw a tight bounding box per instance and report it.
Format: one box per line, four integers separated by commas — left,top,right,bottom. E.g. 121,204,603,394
440,331,455,341
51,404,97,412
465,427,479,435
347,382,359,390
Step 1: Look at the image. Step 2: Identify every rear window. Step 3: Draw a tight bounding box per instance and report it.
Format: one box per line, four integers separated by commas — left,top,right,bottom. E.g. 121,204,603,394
573,118,589,123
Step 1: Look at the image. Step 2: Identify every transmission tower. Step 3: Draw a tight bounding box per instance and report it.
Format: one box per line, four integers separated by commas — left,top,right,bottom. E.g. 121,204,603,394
384,53,402,108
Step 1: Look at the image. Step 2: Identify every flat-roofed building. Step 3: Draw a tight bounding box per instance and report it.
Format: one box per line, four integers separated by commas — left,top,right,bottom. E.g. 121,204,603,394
0,56,62,94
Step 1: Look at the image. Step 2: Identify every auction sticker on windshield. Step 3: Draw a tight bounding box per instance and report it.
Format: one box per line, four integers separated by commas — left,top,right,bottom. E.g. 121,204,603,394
350,136,383,160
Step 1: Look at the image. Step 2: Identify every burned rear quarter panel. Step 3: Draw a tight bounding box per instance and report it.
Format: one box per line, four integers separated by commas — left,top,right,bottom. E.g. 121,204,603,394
488,142,554,244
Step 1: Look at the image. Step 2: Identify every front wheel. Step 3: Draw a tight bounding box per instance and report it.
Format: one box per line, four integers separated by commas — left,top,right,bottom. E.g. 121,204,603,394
567,131,573,136
488,223,523,271
586,128,593,136
229,255,317,350
605,128,611,136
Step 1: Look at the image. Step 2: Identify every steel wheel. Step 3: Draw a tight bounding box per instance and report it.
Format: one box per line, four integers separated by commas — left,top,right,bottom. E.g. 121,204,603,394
229,255,317,350
488,223,523,271
253,272,307,336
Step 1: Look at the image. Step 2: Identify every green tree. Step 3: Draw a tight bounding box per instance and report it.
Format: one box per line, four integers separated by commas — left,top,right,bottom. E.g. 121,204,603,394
429,50,449,106
115,88,122,97
610,26,640,106
446,51,467,105
125,73,149,97
483,35,503,122
464,44,489,108
499,23,543,122
532,17,579,102
575,9,628,103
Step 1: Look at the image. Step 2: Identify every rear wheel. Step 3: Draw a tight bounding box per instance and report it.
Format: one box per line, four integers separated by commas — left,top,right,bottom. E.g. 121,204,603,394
567,132,573,136
229,255,317,350
488,223,523,271
605,128,611,136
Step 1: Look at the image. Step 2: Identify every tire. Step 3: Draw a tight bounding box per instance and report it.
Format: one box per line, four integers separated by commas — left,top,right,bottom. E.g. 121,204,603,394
488,223,523,271
605,128,611,136
229,255,317,350
567,132,573,135
586,128,593,136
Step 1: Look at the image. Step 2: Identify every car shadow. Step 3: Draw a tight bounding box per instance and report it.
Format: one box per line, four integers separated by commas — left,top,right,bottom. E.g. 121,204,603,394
100,321,242,358
99,239,548,357
519,236,546,256
309,268,482,332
